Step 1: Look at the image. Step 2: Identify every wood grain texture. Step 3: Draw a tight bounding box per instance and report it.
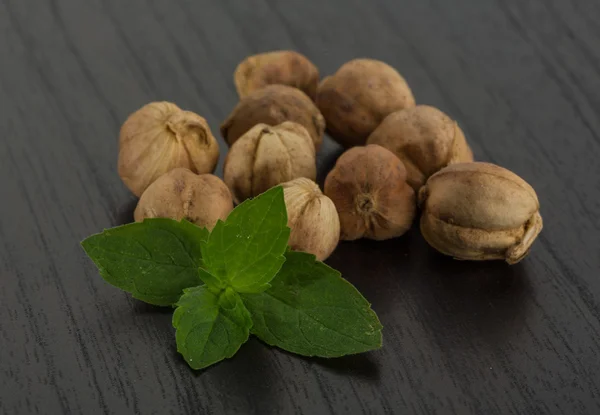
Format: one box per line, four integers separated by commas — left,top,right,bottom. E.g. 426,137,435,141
1,0,599,414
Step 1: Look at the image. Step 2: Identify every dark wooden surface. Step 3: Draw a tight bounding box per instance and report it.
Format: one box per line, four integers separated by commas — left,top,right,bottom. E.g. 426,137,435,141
1,0,600,414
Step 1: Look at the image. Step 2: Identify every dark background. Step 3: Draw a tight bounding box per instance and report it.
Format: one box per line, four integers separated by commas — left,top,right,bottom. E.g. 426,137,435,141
1,0,599,414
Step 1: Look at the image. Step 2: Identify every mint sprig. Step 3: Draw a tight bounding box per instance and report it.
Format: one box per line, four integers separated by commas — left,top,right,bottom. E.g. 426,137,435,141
82,186,383,370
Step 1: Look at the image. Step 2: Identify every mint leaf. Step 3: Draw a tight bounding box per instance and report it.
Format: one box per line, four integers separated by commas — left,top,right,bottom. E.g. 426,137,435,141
173,286,252,370
81,218,209,306
201,186,290,294
241,251,383,357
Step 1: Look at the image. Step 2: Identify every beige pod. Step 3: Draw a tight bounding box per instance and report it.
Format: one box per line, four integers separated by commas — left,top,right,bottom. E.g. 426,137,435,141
281,178,340,261
317,59,416,148
234,50,320,101
324,145,416,241
418,162,543,264
118,102,219,197
134,168,233,230
367,105,474,190
223,122,317,204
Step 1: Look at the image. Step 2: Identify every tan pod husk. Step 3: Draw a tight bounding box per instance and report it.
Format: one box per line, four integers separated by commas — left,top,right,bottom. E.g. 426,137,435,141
367,105,474,190
234,50,319,101
118,102,219,197
317,59,416,148
282,178,340,261
418,162,543,264
224,122,317,204
324,145,416,241
134,168,233,230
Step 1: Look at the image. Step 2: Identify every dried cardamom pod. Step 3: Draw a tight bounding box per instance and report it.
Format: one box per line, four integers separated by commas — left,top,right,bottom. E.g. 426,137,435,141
234,50,319,100
134,168,233,230
223,122,317,204
282,178,340,261
118,102,219,196
317,59,415,148
418,162,543,264
324,145,416,241
367,105,473,190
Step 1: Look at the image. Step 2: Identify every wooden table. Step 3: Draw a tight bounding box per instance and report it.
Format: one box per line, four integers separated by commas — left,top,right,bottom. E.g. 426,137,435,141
1,1,599,414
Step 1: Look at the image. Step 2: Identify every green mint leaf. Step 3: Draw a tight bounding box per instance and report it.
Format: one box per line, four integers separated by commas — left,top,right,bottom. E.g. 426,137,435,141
173,286,252,370
241,251,383,357
201,186,290,294
81,218,209,306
